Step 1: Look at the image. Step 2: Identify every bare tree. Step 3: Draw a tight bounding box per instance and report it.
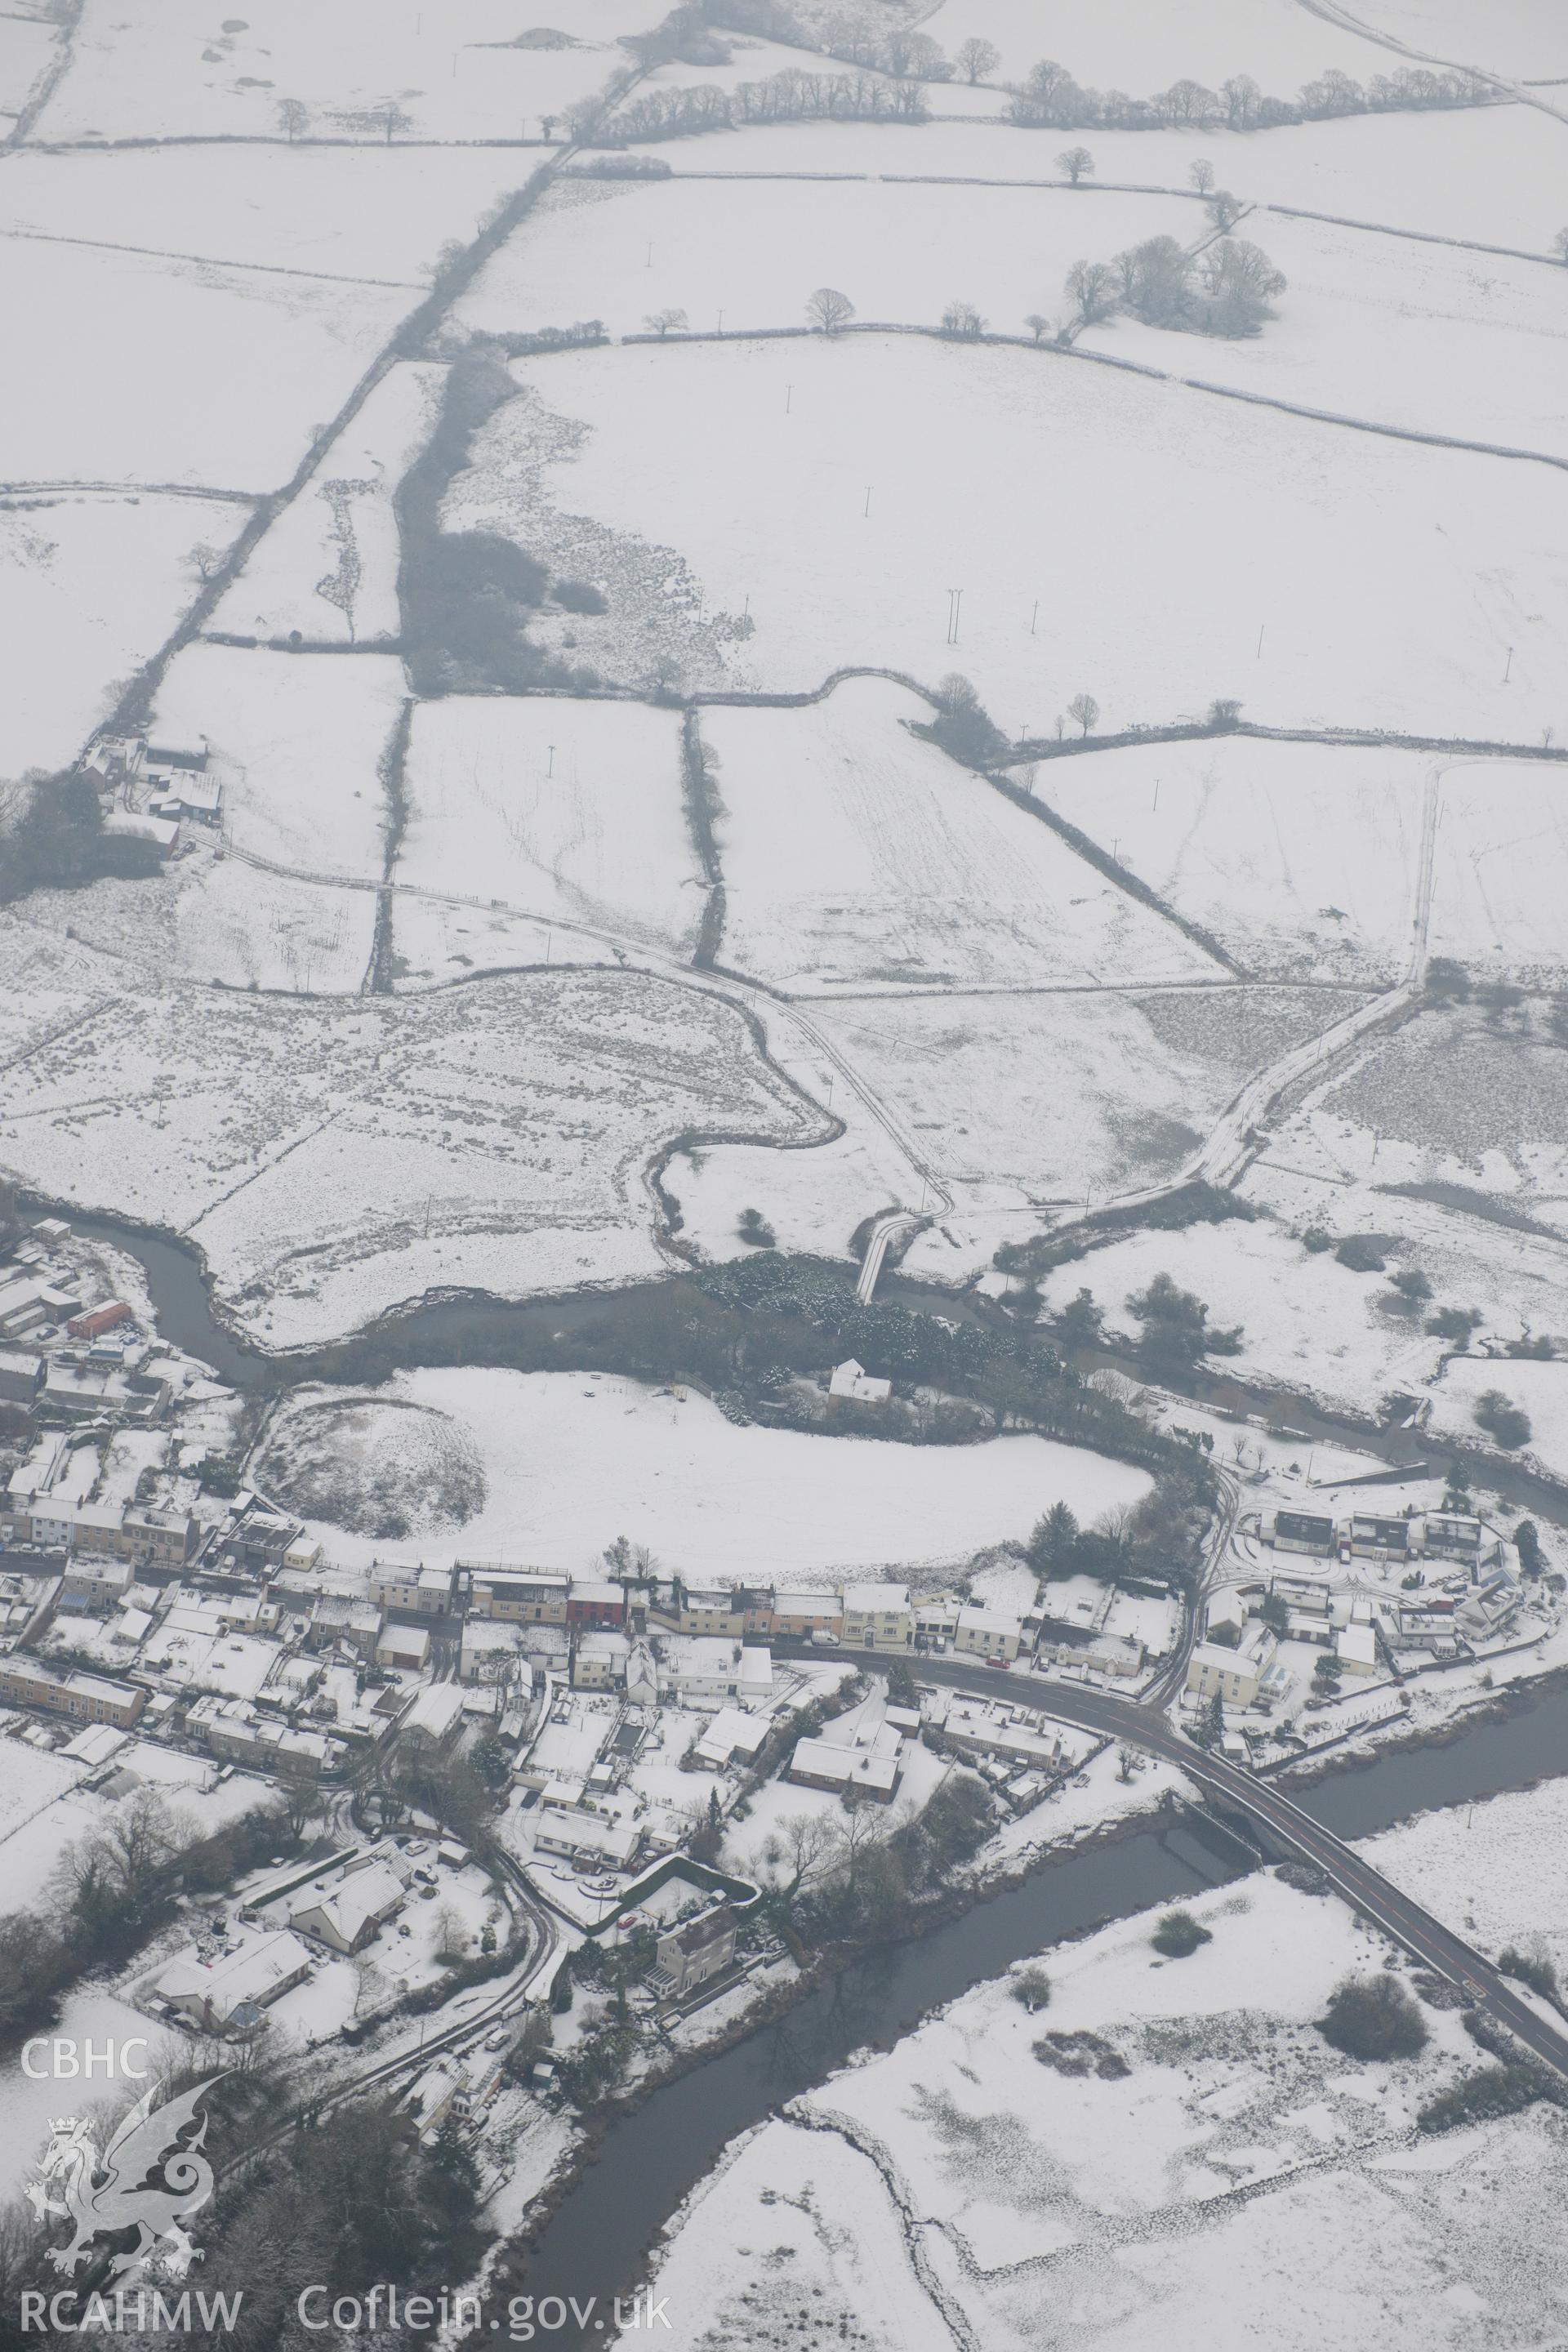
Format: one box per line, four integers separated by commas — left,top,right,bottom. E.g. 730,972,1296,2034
1198,238,1286,333
189,541,220,579
760,1812,841,1924
1188,157,1215,195
955,35,1000,83
1065,259,1118,325
1221,74,1263,129
1067,692,1099,737
278,96,310,142
432,1902,468,1962
806,286,855,333
377,100,413,144
1555,227,1568,264
941,299,986,337
644,307,688,336
1023,312,1050,342
1056,145,1094,183
1206,189,1244,232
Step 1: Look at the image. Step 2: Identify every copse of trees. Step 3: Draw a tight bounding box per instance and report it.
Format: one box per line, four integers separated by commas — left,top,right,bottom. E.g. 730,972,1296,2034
0,768,164,906
1126,1271,1243,1367
913,673,1009,768
1473,1388,1532,1450
1316,1972,1430,2060
1062,233,1285,341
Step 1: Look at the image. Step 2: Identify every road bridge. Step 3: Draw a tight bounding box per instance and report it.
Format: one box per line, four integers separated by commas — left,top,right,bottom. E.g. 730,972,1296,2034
812,1649,1568,2082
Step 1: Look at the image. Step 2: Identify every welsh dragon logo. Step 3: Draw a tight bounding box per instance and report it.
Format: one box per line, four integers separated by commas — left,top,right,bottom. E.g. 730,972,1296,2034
26,2075,224,2280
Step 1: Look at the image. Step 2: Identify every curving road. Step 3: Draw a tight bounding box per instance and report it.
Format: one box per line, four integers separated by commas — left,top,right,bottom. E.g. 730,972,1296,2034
818,1648,1568,2082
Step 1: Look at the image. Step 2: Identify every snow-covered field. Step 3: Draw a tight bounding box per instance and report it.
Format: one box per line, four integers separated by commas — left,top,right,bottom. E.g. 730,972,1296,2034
702,679,1219,991
617,106,1566,254
35,0,651,144
456,174,1196,343
152,644,407,880
1428,1356,1568,1480
0,962,813,1346
208,364,443,648
816,986,1356,1199
1344,0,1568,79
1,145,528,283
0,10,56,118
458,337,1567,741
1031,736,1428,982
1079,208,1568,456
626,1867,1568,2352
0,234,410,492
918,0,1410,91
397,697,701,953
278,1366,1152,1579
0,493,247,781
1361,1774,1568,1983
1039,1211,1451,1412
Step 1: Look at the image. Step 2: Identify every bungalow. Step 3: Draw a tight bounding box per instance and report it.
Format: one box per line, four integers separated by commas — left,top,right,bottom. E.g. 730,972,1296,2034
289,1858,407,1954
841,1581,912,1651
787,1734,902,1803
533,1806,641,1869
154,1930,312,2034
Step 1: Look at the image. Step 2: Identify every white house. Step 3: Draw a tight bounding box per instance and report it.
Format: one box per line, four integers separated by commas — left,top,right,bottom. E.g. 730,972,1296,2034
828,1359,891,1406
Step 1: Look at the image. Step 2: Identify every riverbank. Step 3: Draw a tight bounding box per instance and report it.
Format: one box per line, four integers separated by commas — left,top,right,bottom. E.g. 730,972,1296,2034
472,1675,1568,2346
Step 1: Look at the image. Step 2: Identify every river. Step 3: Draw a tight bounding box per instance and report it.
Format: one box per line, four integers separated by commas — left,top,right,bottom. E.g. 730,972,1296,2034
50,1206,1568,1528
500,1675,1568,2349
33,1205,1568,2336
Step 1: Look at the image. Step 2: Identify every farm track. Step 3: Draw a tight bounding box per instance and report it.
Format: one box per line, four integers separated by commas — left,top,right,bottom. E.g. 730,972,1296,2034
1293,0,1568,125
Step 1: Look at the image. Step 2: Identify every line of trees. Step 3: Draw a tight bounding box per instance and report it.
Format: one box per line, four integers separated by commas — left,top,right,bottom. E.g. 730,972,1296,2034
1009,55,1497,131
599,61,931,142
